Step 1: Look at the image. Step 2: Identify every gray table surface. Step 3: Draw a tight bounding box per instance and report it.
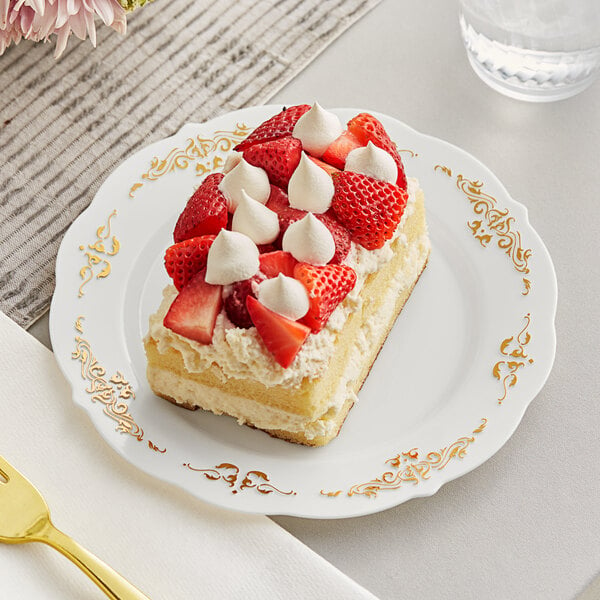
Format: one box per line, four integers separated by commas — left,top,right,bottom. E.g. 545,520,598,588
28,1,600,598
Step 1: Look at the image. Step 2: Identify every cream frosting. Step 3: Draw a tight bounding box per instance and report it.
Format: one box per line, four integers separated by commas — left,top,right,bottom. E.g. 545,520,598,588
292,102,343,156
256,274,309,321
218,158,270,211
345,141,398,183
222,150,243,174
282,212,335,265
231,189,280,245
205,229,259,285
288,152,334,214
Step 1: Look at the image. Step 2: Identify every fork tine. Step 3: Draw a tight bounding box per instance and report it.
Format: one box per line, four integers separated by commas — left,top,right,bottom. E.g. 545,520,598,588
0,455,25,483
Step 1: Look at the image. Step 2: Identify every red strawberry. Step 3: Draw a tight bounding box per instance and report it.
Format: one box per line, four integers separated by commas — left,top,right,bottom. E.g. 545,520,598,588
246,296,310,368
316,212,351,264
259,251,298,278
321,130,362,170
234,104,311,151
164,235,215,291
308,156,341,176
224,273,266,329
163,269,222,344
242,136,302,189
293,263,357,332
347,113,407,189
331,171,408,250
173,173,228,243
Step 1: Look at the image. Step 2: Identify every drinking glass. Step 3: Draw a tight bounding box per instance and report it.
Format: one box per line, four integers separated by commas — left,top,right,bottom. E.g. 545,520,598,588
459,0,600,102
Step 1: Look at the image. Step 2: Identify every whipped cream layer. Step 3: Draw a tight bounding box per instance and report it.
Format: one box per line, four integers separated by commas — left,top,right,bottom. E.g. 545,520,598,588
148,178,423,392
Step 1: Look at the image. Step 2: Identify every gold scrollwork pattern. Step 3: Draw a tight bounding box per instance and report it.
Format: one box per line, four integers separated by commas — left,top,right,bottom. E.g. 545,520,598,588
183,462,296,496
129,124,251,198
398,148,418,158
455,175,532,293
493,314,534,404
78,209,120,297
345,420,487,499
69,319,173,455
320,490,342,497
72,335,143,440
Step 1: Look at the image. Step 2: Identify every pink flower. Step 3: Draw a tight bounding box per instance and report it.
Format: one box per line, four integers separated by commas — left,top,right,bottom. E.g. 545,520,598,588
0,0,127,58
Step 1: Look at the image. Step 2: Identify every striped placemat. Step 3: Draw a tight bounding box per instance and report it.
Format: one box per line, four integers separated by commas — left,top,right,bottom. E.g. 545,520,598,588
0,0,380,328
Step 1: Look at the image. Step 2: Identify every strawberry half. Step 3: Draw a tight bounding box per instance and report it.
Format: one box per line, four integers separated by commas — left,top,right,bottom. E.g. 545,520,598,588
259,251,298,278
164,235,215,291
347,113,407,189
173,173,228,243
332,171,408,250
293,263,357,332
224,273,266,329
234,104,311,152
321,130,362,170
242,136,302,189
246,296,310,368
163,269,222,344
308,156,341,176
265,186,351,263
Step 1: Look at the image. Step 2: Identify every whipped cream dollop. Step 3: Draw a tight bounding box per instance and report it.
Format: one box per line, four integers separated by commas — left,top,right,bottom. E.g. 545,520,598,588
292,102,343,156
231,189,280,245
288,152,334,214
219,158,270,211
257,273,310,321
205,229,259,285
222,150,243,174
345,141,398,183
282,213,335,265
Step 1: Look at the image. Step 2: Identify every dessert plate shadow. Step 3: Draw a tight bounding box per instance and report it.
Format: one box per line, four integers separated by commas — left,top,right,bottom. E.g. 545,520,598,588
50,105,557,519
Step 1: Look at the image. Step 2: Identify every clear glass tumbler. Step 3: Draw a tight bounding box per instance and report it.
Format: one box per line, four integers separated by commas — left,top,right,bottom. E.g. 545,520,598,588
459,0,600,102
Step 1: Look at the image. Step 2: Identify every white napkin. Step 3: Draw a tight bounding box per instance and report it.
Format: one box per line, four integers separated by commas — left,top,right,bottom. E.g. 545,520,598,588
0,311,377,600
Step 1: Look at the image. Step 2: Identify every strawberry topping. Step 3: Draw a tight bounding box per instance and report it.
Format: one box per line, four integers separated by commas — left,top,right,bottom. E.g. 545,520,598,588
173,173,228,243
331,171,407,250
224,273,266,329
321,130,362,170
234,104,311,152
246,296,310,368
308,156,341,176
242,136,302,189
163,269,222,344
347,113,407,190
259,251,298,278
164,235,215,291
293,263,357,332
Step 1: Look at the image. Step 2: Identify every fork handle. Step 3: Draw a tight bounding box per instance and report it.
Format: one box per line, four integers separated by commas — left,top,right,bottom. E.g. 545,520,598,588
38,522,150,600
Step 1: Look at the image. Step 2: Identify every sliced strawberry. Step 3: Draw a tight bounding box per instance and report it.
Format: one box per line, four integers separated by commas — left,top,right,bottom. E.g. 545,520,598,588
347,113,407,189
321,130,362,170
242,136,302,189
257,243,278,254
224,273,266,329
234,104,311,152
173,173,228,243
246,296,310,368
265,187,350,263
163,269,222,344
293,263,357,332
164,235,215,291
331,171,408,250
316,212,351,264
259,251,298,278
308,156,341,176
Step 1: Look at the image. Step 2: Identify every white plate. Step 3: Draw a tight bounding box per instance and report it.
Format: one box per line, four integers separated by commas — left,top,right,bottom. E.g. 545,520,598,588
50,105,557,518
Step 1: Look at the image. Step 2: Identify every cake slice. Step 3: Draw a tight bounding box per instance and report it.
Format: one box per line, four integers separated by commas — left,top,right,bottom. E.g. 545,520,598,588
144,104,430,446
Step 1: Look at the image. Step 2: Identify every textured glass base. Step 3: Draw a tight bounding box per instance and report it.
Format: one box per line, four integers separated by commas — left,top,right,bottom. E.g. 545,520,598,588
460,16,600,102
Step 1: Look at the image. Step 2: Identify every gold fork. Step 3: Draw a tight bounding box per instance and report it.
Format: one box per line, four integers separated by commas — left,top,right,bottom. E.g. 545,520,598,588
0,455,150,599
